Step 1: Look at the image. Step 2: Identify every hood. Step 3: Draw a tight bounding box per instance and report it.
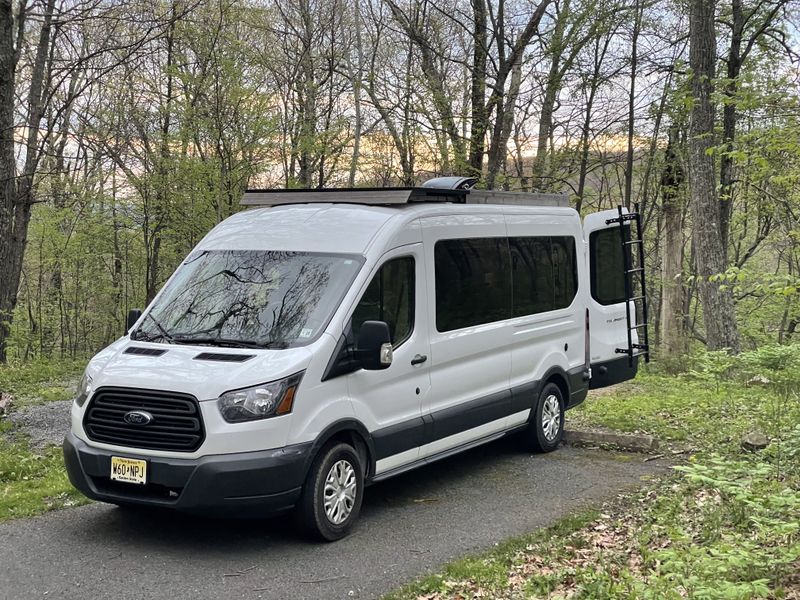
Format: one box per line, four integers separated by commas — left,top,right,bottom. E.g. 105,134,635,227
86,338,314,402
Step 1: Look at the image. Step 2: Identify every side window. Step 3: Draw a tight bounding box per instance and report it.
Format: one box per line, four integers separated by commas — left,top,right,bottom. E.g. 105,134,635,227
434,238,511,332
509,237,553,316
351,256,415,345
590,228,627,305
509,236,578,316
551,236,578,309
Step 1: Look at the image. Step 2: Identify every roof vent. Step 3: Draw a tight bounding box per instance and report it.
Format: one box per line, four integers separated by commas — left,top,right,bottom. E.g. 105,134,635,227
194,352,255,363
124,347,167,357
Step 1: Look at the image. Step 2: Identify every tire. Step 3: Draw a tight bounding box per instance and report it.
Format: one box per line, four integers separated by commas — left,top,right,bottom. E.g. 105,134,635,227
297,442,364,542
526,382,565,453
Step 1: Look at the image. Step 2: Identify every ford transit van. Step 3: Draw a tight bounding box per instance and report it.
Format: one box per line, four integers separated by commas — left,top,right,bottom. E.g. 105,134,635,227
63,177,647,541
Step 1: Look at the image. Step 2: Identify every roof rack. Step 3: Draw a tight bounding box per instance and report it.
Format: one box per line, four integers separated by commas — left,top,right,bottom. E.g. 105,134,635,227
241,176,569,208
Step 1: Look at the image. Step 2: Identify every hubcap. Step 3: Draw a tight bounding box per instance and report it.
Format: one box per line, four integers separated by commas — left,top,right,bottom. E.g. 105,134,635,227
323,459,357,525
541,394,561,441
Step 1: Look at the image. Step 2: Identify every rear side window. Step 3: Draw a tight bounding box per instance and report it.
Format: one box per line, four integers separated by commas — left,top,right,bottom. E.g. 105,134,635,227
510,236,578,316
551,236,578,309
435,238,511,332
590,228,627,305
351,257,415,345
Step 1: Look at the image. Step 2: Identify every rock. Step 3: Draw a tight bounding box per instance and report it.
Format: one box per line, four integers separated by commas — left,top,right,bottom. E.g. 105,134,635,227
747,375,771,386
0,391,12,416
563,428,660,453
741,431,769,452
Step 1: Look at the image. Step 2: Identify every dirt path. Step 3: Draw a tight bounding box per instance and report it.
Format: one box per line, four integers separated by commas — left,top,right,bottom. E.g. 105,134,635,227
7,399,71,450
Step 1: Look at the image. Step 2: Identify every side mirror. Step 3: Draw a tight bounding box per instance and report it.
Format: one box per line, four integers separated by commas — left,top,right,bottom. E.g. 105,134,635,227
355,321,393,370
126,309,142,333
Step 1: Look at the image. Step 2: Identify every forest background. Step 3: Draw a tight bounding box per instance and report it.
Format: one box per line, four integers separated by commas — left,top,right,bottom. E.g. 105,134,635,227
1,0,799,364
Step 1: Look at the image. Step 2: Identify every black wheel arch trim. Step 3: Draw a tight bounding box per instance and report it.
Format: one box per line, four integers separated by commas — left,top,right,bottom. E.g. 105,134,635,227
515,365,588,420
303,418,377,480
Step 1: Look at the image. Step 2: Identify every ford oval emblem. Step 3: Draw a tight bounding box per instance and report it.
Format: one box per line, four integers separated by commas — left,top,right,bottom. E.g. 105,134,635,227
123,410,153,426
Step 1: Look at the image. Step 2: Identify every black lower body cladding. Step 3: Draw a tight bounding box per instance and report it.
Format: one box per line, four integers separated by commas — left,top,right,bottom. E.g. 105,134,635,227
63,432,311,516
372,368,591,461
589,356,639,389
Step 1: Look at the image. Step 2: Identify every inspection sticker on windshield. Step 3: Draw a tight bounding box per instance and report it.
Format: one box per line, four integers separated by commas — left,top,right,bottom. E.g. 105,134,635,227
299,328,313,338
110,456,147,485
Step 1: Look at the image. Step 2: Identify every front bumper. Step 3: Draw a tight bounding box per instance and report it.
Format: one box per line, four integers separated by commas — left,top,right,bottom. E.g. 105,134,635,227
63,432,311,517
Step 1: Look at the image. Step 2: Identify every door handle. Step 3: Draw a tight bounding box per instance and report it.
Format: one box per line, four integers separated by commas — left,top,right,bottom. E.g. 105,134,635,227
411,354,428,366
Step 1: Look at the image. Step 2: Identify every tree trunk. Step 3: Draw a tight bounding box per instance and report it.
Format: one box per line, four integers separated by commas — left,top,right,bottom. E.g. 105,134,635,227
660,129,687,356
576,31,613,213
0,0,55,362
468,0,487,176
531,67,560,191
297,0,317,187
624,0,642,209
348,0,365,187
485,60,522,189
688,0,741,352
0,0,17,362
146,10,176,304
719,0,743,260
530,0,570,191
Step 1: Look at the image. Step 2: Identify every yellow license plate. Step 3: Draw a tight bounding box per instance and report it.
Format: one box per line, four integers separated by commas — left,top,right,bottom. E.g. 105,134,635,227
110,456,147,485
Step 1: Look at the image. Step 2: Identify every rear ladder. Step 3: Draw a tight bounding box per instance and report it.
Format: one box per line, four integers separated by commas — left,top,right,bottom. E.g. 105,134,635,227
605,204,650,366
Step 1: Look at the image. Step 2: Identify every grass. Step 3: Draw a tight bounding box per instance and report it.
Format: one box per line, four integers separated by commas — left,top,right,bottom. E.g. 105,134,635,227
0,427,90,522
0,358,90,522
386,348,800,599
0,358,85,407
569,369,800,451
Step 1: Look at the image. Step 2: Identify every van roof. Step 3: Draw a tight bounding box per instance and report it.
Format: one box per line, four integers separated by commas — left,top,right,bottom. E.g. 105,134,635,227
198,202,579,255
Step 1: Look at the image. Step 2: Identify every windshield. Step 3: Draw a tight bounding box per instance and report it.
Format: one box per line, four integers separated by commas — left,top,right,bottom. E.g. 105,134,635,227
132,250,363,348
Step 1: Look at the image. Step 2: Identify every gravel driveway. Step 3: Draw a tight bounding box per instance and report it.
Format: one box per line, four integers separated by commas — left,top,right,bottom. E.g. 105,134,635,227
7,399,71,450
0,437,669,600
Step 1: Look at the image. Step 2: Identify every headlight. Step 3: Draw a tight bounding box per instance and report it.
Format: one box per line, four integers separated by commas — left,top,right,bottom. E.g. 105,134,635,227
217,372,303,423
75,371,94,407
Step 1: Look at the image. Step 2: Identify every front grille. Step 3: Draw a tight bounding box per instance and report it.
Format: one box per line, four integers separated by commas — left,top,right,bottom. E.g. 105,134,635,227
84,387,204,452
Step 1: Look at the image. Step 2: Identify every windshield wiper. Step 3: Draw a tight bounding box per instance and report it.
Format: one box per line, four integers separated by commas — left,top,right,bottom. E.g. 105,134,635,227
131,313,174,343
170,335,268,349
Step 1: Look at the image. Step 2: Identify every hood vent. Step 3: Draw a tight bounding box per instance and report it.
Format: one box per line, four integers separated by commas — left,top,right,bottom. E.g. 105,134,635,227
125,346,167,357
194,352,255,363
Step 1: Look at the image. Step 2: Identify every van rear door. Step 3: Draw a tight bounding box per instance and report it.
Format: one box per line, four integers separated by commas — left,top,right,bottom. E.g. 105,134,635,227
583,209,640,388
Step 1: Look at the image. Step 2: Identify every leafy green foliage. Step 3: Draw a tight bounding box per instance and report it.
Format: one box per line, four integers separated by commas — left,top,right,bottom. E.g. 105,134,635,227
0,436,90,522
387,350,800,599
0,358,84,406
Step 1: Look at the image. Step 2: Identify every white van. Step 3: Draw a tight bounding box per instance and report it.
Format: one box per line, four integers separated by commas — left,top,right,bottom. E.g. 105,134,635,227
63,177,647,541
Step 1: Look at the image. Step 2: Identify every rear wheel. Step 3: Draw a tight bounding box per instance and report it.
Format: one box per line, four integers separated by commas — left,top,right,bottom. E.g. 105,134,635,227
297,442,364,542
526,382,565,453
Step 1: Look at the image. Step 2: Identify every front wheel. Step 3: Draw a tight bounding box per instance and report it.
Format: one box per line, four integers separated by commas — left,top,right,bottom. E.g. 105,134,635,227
526,382,565,453
297,442,364,542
